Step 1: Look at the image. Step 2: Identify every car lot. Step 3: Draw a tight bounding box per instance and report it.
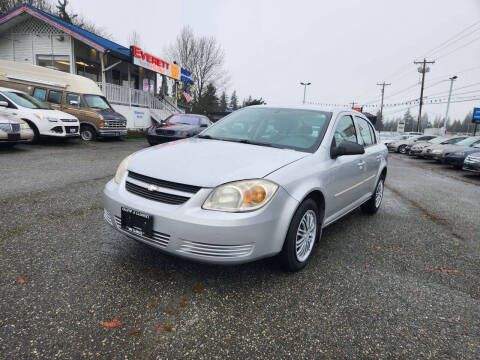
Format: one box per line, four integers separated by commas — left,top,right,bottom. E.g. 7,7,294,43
1,140,479,359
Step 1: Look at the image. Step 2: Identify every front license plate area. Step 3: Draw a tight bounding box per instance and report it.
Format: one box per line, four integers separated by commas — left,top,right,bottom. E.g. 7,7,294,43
8,133,20,140
121,207,153,237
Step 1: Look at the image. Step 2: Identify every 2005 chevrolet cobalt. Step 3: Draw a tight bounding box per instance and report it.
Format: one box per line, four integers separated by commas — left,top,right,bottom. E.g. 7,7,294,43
104,105,387,271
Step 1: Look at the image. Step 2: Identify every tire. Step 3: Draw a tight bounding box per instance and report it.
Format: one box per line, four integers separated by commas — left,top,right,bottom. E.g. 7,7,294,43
80,124,97,141
398,145,407,154
279,198,322,272
361,176,385,214
25,121,40,143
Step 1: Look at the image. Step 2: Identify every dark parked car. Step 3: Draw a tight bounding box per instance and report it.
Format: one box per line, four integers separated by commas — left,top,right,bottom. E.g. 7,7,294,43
463,152,480,174
443,141,480,168
146,114,212,145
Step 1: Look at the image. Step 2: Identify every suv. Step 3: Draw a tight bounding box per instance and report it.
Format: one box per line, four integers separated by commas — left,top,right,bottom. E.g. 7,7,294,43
0,87,79,142
104,106,388,271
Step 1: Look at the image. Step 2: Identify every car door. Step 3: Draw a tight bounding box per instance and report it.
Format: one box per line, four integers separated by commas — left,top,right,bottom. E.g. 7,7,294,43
354,116,381,197
325,114,367,220
0,93,19,117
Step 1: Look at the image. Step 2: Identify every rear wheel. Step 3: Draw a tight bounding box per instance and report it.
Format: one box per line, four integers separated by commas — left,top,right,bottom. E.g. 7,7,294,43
80,124,97,141
280,198,321,272
361,177,385,214
398,145,407,154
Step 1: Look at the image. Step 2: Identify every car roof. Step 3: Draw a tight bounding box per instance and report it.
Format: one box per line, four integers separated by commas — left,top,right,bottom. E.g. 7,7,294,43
247,104,365,118
0,87,26,93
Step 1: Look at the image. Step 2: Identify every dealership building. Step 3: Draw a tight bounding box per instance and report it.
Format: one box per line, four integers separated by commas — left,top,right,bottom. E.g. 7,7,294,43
0,3,192,128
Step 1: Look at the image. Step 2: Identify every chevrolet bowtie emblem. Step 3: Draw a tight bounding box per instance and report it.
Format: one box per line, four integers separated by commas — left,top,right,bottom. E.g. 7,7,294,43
147,184,158,192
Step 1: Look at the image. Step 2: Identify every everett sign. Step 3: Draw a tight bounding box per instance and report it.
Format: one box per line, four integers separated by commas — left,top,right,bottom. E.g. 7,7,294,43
131,45,180,80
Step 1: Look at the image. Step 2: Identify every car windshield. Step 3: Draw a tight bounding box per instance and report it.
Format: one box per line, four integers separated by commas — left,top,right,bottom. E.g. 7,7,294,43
456,137,480,146
472,142,480,148
168,115,202,125
429,136,449,144
199,107,332,152
4,91,50,109
392,135,411,140
84,95,112,110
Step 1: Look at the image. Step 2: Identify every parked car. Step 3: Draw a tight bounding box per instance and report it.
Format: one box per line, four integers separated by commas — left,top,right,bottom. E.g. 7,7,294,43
146,114,212,145
409,136,465,157
463,152,480,174
0,113,33,146
0,87,79,142
104,105,387,271
442,139,480,168
0,60,127,141
422,136,472,160
382,133,418,146
387,135,437,153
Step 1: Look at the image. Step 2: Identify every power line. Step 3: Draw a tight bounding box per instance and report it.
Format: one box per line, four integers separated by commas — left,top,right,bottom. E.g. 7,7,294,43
433,34,480,61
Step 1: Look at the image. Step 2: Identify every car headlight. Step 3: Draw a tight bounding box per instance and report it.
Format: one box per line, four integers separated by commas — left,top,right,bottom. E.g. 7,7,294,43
453,152,465,156
114,155,132,184
432,149,443,154
203,179,279,212
46,116,58,122
20,122,30,129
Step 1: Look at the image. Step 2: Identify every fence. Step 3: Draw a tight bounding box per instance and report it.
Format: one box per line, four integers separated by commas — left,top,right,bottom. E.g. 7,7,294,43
98,83,182,114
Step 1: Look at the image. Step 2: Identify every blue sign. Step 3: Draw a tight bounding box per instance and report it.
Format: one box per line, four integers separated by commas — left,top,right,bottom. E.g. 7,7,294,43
473,108,480,123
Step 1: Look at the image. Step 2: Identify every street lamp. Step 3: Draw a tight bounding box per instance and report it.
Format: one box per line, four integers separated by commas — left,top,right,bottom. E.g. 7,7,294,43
300,82,311,104
443,75,457,135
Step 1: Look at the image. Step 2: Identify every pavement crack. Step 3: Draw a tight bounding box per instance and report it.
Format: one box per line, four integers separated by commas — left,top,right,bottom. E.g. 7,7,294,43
385,183,465,241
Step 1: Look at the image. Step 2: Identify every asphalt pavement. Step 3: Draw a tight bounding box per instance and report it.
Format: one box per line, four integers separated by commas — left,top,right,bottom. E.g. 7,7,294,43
1,139,479,359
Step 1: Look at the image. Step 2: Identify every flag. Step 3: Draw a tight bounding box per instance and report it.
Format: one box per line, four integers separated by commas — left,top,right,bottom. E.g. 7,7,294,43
183,90,191,102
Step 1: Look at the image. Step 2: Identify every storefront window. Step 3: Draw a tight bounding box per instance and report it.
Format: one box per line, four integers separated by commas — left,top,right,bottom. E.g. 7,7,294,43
36,55,70,73
76,57,100,82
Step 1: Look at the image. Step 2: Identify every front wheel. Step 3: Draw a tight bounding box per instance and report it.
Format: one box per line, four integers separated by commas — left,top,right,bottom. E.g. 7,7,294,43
279,198,321,272
398,145,407,154
361,177,385,214
80,125,97,141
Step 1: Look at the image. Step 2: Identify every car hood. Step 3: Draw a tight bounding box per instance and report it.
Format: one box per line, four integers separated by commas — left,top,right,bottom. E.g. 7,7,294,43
427,144,459,151
445,147,480,155
31,109,78,120
96,109,126,120
128,138,309,188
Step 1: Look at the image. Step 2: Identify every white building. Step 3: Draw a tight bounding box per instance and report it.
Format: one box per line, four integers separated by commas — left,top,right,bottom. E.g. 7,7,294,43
0,3,192,128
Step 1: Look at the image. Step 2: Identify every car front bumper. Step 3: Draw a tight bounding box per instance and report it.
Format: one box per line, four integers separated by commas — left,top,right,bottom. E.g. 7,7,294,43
462,158,480,173
99,129,127,137
444,155,465,167
103,178,299,265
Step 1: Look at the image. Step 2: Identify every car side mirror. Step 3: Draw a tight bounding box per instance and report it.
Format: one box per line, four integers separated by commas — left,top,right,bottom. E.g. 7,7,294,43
69,100,79,106
331,140,365,159
0,101,8,107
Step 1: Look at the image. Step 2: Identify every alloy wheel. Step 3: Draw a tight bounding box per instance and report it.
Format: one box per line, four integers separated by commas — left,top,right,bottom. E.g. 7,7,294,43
375,179,384,208
81,129,93,141
295,210,317,262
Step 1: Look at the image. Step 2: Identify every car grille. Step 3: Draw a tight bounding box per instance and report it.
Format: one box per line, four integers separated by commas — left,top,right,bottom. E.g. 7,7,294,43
0,123,17,133
114,216,170,247
178,240,254,258
61,119,77,123
106,120,126,128
125,181,190,205
128,171,201,194
156,129,176,136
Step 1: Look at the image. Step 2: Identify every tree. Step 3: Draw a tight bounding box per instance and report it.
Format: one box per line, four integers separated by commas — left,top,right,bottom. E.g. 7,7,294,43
229,90,238,110
1,0,52,13
218,91,228,112
56,0,76,23
193,83,218,115
375,110,383,131
128,30,142,47
242,96,266,107
166,26,229,105
403,108,415,132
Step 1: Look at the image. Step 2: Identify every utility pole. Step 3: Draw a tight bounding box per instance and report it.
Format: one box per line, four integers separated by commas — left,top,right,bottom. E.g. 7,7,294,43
350,101,357,108
377,82,391,128
300,82,311,104
414,58,435,132
443,75,457,135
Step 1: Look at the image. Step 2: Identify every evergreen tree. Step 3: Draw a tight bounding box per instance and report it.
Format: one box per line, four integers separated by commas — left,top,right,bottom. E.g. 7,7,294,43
403,109,415,132
242,96,266,107
219,91,228,112
375,110,383,131
193,83,218,114
229,90,238,110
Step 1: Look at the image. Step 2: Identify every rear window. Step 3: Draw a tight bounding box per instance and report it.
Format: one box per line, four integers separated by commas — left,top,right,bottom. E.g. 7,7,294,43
47,90,63,104
33,88,47,102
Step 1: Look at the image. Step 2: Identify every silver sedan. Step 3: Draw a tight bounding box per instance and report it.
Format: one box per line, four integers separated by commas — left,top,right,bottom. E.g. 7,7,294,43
104,105,387,271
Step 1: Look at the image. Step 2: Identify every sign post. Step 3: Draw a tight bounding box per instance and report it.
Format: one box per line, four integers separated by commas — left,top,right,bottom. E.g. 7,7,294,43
472,108,480,136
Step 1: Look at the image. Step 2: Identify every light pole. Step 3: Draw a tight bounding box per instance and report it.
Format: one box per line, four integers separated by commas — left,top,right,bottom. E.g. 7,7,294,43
443,75,457,135
300,82,311,104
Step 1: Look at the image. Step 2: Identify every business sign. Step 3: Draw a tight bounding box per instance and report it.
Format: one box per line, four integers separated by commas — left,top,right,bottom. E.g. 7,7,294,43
397,120,405,133
130,45,191,84
472,107,480,124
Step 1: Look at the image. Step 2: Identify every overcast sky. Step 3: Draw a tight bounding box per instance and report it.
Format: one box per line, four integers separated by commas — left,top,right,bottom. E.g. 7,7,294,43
70,0,480,122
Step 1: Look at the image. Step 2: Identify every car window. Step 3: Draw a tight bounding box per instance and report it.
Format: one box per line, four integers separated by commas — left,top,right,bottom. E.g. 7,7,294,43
33,88,47,102
3,91,50,109
456,137,480,147
334,115,357,145
66,93,83,107
355,116,374,146
0,93,15,108
47,90,63,104
169,115,202,125
446,137,466,144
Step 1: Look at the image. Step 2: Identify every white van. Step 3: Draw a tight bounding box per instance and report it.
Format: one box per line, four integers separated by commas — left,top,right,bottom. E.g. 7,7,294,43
0,87,79,142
